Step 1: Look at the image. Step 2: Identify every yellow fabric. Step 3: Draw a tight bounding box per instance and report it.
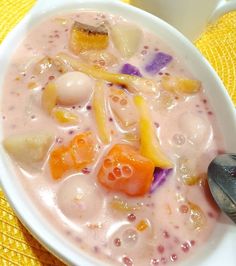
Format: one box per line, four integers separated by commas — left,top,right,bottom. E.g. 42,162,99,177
195,11,236,104
0,0,235,265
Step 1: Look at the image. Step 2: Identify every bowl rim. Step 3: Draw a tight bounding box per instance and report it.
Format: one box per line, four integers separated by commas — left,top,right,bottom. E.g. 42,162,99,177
0,1,236,266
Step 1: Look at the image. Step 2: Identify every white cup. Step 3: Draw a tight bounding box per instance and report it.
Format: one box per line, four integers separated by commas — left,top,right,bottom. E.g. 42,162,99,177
130,0,236,40
1,1,236,266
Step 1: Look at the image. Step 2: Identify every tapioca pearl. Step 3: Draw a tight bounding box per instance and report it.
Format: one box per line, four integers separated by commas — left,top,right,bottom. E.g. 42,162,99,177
157,245,165,254
93,246,100,253
162,231,170,239
55,71,94,106
68,130,75,135
110,225,133,247
154,122,160,128
111,226,140,250
48,75,55,81
174,237,180,244
181,242,190,252
56,137,63,144
121,165,133,177
112,95,120,102
172,134,185,146
120,98,128,106
114,238,121,247
65,230,71,236
179,112,211,145
127,213,136,222
161,257,167,264
122,256,133,266
57,176,103,221
122,228,139,246
179,204,189,214
141,50,148,55
170,254,178,262
113,167,122,177
81,168,90,174
103,158,113,168
110,223,152,256
151,258,160,265
75,236,82,243
108,172,116,181
207,211,215,218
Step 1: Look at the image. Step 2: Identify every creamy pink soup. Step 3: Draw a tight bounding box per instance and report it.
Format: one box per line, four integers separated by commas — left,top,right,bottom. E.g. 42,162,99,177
1,11,224,266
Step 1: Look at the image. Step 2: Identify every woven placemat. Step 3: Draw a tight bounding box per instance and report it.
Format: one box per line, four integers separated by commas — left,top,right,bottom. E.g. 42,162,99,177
0,0,235,265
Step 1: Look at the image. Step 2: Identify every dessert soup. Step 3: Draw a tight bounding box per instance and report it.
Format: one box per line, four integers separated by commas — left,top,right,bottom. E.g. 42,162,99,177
1,11,224,266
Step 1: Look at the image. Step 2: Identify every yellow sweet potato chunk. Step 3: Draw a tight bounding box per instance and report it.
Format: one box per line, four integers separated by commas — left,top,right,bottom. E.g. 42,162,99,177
52,107,79,124
69,22,108,54
161,76,201,94
41,82,57,114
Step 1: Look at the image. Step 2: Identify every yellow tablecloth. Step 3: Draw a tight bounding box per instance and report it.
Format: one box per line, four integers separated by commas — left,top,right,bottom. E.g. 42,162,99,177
0,0,235,265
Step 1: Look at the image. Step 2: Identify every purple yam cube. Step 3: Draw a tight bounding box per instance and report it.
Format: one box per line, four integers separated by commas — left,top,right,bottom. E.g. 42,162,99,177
121,63,143,77
145,52,173,74
150,167,173,193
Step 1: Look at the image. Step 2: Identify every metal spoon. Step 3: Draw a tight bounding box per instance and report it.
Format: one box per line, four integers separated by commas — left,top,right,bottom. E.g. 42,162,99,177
207,153,236,224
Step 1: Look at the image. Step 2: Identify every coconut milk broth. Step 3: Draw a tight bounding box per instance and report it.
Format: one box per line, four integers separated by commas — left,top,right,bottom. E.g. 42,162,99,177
1,11,224,266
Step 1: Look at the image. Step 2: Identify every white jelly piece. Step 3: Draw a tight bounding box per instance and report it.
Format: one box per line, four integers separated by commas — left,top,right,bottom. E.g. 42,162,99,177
109,220,153,258
179,112,212,145
57,176,103,221
55,71,94,106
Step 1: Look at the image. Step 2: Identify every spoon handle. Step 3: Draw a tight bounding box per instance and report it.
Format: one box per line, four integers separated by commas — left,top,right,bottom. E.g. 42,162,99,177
227,211,236,223
207,153,236,224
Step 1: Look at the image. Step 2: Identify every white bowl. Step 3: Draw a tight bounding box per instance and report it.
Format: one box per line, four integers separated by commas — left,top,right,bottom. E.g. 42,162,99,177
0,0,236,265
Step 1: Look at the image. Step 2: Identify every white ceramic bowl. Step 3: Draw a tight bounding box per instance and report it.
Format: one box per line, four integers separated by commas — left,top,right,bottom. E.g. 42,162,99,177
0,0,236,265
